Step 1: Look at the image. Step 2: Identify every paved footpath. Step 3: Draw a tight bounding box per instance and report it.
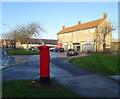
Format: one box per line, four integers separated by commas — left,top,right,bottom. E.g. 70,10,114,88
1,53,120,98
50,57,120,98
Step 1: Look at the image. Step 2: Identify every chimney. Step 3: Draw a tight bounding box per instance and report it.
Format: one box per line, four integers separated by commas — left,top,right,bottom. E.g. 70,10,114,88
62,26,65,29
78,21,81,25
103,13,107,19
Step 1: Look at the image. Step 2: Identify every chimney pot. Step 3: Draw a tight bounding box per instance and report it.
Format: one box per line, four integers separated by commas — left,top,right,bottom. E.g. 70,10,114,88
78,21,81,25
62,26,65,29
103,13,107,19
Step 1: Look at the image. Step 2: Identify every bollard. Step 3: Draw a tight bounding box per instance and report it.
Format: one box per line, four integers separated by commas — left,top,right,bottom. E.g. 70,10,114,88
37,46,51,87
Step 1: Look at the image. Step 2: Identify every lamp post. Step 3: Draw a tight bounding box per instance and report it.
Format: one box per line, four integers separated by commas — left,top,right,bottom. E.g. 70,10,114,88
2,23,17,49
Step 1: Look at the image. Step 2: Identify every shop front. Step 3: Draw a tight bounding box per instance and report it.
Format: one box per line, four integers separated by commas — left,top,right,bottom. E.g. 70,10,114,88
82,42,95,52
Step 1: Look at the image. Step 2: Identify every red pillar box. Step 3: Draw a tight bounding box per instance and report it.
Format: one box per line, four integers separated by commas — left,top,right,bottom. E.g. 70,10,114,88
38,46,51,86
37,46,51,79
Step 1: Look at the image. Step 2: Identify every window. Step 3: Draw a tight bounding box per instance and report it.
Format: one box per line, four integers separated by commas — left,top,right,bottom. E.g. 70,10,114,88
78,30,81,34
59,40,62,43
87,37,92,41
66,39,70,42
91,28,95,32
74,32,77,35
85,30,88,33
58,35,60,37
69,33,72,36
67,33,69,36
75,38,79,42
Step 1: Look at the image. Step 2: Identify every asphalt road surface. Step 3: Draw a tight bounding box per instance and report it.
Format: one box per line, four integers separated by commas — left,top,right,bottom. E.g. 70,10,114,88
1,51,66,81
1,48,14,68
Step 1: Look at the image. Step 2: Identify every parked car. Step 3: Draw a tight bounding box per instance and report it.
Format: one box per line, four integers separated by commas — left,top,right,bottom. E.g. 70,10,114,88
55,47,64,52
67,49,78,56
29,47,36,51
50,47,56,51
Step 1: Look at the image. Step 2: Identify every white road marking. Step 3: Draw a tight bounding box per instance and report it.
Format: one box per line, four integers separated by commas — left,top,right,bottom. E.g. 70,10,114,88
4,51,6,54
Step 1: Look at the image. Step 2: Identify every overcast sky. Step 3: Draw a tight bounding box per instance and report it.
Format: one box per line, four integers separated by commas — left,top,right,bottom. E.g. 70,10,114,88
1,2,119,39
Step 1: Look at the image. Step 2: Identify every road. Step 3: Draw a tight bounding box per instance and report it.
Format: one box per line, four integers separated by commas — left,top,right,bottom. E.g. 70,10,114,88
1,48,8,65
0,48,14,69
0,48,8,68
1,51,67,81
0,49,66,69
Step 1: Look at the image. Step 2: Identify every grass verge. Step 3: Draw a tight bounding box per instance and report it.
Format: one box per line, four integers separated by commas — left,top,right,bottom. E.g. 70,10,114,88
6,49,39,55
2,79,82,98
69,54,119,76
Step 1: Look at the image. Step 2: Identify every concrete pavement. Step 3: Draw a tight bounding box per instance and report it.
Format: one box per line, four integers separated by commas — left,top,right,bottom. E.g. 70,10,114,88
51,57,120,98
1,52,120,98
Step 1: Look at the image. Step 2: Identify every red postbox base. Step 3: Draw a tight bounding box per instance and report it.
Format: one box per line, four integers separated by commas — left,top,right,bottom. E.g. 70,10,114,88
40,77,51,87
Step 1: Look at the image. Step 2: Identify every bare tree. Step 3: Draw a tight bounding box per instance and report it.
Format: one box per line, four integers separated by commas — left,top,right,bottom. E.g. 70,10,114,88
18,22,44,51
96,21,115,52
3,29,20,49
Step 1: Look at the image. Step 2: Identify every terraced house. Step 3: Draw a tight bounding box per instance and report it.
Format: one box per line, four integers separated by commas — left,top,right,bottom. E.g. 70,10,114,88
57,13,112,52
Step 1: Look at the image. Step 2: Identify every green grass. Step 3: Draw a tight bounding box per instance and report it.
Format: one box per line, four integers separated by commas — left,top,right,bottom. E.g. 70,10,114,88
2,79,82,98
69,54,120,76
6,50,39,55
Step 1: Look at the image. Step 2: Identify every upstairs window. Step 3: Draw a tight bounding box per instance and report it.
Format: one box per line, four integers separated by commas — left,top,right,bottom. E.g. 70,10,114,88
85,30,88,33
69,33,72,36
61,34,63,37
58,35,60,37
91,28,95,32
66,33,69,36
78,30,81,34
73,32,77,35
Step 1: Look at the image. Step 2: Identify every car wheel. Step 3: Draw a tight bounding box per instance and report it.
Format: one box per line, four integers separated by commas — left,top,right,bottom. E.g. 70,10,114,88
67,54,69,57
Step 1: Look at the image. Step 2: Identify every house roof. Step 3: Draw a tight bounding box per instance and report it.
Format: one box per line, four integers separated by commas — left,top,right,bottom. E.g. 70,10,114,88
3,39,57,45
41,39,57,45
0,39,5,43
21,39,57,45
57,18,105,34
4,39,12,43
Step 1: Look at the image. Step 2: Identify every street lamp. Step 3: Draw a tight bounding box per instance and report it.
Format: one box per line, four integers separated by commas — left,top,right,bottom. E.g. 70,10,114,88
2,23,13,29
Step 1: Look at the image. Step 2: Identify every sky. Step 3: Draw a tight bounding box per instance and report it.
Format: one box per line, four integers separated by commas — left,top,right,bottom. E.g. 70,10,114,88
1,2,119,40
